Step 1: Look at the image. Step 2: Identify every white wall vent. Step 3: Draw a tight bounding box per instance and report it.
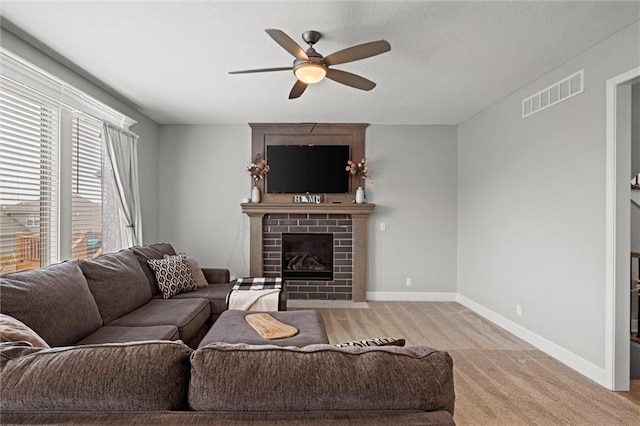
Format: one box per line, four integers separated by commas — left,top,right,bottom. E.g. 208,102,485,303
522,69,584,118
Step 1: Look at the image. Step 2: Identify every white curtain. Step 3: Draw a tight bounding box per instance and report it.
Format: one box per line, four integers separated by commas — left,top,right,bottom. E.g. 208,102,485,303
102,122,143,247
101,152,123,253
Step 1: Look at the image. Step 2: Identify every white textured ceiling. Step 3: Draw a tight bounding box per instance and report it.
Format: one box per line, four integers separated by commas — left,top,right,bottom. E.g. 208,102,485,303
1,1,639,125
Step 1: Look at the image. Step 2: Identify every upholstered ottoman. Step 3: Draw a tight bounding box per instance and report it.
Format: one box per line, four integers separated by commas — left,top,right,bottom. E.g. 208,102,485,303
198,309,329,348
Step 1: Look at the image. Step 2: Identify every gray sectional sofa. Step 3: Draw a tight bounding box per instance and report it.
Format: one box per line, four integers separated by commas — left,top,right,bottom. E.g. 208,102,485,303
0,243,239,348
0,243,456,424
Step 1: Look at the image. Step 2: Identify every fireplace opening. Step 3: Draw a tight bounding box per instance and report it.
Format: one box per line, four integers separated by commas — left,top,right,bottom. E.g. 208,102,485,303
282,233,333,281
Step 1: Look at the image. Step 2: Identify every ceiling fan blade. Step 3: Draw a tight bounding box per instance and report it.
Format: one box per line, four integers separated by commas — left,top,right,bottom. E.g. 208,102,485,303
289,80,308,99
323,40,391,66
325,69,376,91
265,29,309,61
229,67,292,74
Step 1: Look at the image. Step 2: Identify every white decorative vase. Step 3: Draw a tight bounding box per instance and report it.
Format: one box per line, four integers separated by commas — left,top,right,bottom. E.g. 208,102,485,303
355,186,365,204
251,185,261,203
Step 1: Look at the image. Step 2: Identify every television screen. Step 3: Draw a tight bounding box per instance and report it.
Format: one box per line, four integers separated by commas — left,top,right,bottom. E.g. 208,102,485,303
266,145,350,194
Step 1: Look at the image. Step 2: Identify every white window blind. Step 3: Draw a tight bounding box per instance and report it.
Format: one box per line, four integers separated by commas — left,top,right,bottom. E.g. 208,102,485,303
71,115,103,260
0,85,59,274
0,48,138,273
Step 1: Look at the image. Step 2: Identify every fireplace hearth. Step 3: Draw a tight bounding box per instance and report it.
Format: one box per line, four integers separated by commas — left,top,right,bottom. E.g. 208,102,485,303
282,233,333,281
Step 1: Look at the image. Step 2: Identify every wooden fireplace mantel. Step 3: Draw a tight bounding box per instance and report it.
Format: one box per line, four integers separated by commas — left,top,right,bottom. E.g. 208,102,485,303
241,203,375,302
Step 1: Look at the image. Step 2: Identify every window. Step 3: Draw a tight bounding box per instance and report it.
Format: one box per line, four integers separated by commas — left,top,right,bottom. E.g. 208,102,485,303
71,116,103,260
0,86,59,274
0,48,136,275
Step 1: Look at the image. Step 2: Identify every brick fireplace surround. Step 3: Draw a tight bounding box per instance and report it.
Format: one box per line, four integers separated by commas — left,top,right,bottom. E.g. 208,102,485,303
266,214,350,300
241,204,375,302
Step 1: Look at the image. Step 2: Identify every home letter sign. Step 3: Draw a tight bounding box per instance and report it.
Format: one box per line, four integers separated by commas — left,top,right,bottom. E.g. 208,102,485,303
293,194,322,204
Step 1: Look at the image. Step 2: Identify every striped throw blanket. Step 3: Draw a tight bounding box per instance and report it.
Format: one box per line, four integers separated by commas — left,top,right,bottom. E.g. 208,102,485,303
232,277,282,291
227,277,281,311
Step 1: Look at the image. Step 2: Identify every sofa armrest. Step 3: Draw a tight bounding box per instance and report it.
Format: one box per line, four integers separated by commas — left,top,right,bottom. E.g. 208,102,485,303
200,268,230,284
279,281,288,311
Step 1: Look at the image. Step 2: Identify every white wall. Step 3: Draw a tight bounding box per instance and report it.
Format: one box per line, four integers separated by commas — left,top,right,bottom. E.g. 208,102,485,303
458,22,640,371
0,28,161,244
158,124,458,295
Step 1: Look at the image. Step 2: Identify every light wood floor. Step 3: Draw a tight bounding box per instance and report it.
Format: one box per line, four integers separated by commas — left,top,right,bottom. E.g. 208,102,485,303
621,334,640,404
619,379,640,405
302,301,640,425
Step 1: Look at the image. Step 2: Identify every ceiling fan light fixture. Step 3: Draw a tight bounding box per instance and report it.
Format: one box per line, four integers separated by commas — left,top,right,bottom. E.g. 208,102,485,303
294,62,326,84
230,29,391,98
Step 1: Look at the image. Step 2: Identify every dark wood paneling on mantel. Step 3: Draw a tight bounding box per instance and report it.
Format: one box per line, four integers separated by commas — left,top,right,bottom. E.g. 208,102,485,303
250,123,368,205
241,203,375,302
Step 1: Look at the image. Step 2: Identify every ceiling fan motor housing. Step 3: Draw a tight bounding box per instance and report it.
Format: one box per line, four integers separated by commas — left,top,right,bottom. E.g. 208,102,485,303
294,32,327,83
302,30,322,45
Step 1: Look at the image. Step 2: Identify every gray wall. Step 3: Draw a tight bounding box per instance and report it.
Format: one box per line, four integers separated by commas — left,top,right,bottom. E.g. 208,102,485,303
0,28,161,245
457,22,640,368
366,125,458,296
633,83,640,178
634,83,640,254
632,82,639,335
158,124,459,295
158,125,251,274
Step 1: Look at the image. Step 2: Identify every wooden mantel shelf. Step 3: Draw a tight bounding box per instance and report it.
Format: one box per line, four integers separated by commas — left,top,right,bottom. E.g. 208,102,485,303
241,203,375,216
241,202,375,302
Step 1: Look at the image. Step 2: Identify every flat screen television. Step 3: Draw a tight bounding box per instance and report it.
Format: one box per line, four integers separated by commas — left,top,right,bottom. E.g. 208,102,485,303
266,145,350,194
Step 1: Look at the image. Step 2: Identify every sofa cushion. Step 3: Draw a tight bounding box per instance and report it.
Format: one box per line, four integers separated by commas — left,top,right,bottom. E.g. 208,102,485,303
148,254,197,299
80,249,152,324
189,343,455,414
76,325,180,345
198,309,329,348
0,261,102,346
200,267,231,285
131,243,177,296
0,314,50,348
108,299,210,345
0,341,191,411
170,283,235,316
187,257,208,287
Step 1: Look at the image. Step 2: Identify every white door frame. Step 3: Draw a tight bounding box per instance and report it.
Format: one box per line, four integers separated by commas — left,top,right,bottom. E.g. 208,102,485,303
605,66,639,390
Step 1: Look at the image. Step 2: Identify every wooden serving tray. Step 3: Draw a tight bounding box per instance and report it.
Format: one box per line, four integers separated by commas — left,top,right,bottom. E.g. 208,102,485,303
245,313,299,340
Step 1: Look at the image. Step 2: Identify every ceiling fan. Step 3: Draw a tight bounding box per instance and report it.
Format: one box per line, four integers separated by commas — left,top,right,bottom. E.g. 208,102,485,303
229,29,391,99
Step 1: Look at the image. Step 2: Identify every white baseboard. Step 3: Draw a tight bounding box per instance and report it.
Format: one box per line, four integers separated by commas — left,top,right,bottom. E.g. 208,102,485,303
456,294,607,387
366,291,457,302
288,300,370,309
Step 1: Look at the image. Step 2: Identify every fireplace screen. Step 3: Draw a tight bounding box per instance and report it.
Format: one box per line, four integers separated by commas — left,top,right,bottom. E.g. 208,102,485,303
281,233,333,281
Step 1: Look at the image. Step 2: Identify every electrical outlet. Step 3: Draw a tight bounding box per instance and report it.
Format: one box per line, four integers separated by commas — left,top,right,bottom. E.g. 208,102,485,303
516,304,522,317
406,278,412,287
380,222,386,231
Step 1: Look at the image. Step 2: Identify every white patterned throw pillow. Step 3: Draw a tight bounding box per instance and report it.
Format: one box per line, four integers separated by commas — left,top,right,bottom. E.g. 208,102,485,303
147,254,197,299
